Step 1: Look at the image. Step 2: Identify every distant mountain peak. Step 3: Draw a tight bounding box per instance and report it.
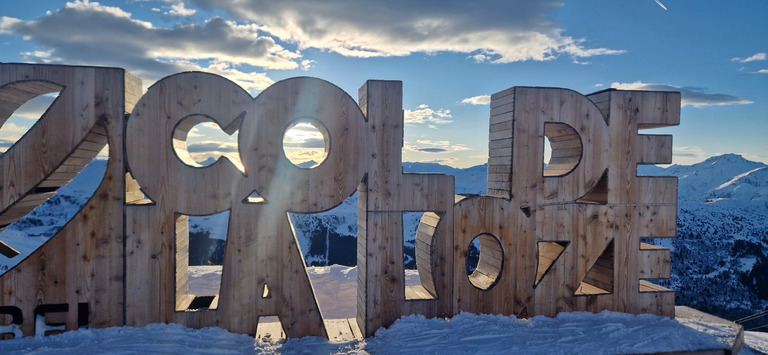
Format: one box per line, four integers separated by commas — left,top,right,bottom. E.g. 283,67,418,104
200,157,217,166
297,160,319,168
702,153,756,166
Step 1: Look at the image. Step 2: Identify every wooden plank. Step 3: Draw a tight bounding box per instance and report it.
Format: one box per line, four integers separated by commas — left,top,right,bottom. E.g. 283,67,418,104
489,129,514,142
488,139,512,149
489,120,513,132
638,280,672,293
638,134,673,164
489,110,514,125
488,156,512,167
324,319,356,342
489,147,512,158
638,246,670,279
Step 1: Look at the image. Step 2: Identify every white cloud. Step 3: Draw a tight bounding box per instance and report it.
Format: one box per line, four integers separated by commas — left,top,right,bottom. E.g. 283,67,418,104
168,2,196,16
672,146,709,165
739,153,768,165
731,52,766,63
610,81,753,108
300,59,315,71
199,61,274,93
404,139,471,153
404,104,453,125
189,0,624,63
20,50,51,58
749,69,768,75
0,1,299,92
460,95,491,105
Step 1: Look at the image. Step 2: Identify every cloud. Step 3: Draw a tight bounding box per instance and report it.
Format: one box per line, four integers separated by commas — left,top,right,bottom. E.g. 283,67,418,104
0,1,298,92
610,81,753,108
167,1,196,16
185,141,238,153
413,147,447,153
0,123,30,142
189,0,624,63
404,104,452,125
460,95,491,105
282,137,326,149
405,139,471,153
672,146,709,165
731,52,766,63
748,69,768,75
0,138,15,152
300,59,315,71
7,94,57,119
412,157,460,165
282,123,327,149
739,153,768,165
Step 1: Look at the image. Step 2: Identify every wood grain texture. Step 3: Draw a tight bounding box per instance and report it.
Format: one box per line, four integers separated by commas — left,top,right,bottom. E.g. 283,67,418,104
356,81,456,336
0,64,138,336
0,65,680,339
458,86,680,320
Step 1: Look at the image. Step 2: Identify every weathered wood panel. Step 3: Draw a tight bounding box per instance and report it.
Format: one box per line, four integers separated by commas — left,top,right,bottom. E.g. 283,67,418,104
0,64,138,336
0,64,680,340
126,74,370,338
453,86,680,321
356,81,455,337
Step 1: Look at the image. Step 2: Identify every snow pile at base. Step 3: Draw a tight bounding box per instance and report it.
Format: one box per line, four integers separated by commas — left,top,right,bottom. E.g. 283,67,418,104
0,323,257,354
364,312,722,354
2,264,766,354
2,312,765,354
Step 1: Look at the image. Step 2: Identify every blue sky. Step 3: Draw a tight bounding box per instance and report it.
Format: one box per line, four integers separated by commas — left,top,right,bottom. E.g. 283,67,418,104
0,0,765,168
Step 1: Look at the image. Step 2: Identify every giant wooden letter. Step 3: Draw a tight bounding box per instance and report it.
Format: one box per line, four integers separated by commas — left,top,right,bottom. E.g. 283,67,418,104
453,87,679,318
0,63,680,340
356,81,455,336
124,74,370,337
0,64,140,336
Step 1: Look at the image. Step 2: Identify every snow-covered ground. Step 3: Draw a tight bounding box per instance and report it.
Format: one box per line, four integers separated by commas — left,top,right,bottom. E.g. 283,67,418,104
1,264,765,354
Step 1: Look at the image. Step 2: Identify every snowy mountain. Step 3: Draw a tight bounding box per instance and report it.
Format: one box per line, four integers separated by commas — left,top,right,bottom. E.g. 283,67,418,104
1,154,767,325
656,154,768,320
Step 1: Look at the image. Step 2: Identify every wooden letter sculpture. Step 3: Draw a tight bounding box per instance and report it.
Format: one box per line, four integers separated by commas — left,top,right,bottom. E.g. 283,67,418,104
0,64,140,336
0,63,679,339
451,87,679,320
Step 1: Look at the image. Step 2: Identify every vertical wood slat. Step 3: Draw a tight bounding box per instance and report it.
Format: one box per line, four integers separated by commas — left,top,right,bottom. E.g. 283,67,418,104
357,80,405,337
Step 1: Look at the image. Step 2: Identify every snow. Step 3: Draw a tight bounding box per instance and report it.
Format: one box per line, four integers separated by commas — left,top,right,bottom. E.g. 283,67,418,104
1,264,763,354
188,265,420,320
745,331,768,354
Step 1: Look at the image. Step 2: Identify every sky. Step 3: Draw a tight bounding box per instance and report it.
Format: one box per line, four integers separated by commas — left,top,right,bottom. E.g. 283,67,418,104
0,0,766,168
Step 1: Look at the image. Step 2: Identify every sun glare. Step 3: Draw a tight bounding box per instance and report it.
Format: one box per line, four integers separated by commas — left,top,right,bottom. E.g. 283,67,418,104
282,120,329,168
